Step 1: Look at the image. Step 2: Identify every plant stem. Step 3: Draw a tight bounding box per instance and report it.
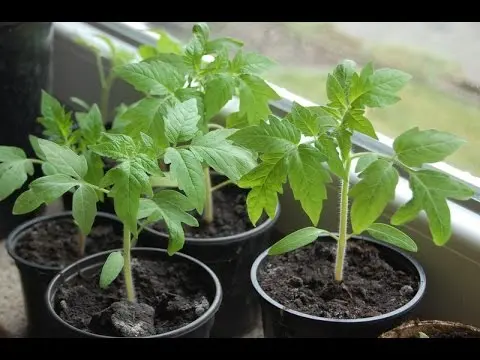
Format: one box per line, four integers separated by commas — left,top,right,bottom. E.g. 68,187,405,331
208,123,224,130
77,232,86,257
123,226,136,302
334,157,351,283
210,179,233,193
100,74,114,121
203,167,214,223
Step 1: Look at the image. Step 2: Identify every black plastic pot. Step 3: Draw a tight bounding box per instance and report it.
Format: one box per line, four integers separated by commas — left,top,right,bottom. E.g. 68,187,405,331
0,22,53,238
251,235,427,338
140,178,281,338
5,211,124,337
46,247,222,338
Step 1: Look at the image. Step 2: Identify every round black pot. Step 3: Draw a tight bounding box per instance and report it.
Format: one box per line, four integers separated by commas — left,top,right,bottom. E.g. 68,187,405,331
0,22,53,238
140,180,281,338
46,247,223,338
251,235,427,338
5,211,124,337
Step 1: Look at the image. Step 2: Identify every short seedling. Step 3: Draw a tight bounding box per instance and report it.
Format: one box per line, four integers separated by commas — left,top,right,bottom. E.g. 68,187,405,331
114,22,280,225
230,60,475,282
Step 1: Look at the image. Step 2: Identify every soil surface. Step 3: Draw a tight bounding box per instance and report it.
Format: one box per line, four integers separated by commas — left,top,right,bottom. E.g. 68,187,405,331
151,184,263,238
55,257,210,337
422,330,480,338
16,218,123,267
259,240,419,319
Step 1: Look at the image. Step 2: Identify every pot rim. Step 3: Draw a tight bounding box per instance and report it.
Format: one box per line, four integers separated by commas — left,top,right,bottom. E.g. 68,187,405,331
250,234,427,323
45,247,223,338
6,211,124,272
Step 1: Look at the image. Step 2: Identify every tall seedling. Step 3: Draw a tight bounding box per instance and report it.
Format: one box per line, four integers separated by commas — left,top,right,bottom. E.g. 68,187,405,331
230,60,475,282
114,23,280,224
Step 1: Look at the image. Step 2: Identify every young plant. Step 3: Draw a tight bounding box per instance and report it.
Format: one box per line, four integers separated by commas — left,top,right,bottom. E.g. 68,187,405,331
113,22,280,224
230,60,475,282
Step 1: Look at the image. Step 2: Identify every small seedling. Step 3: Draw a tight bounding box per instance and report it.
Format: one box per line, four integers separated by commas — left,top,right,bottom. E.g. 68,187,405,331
113,23,280,225
230,60,475,282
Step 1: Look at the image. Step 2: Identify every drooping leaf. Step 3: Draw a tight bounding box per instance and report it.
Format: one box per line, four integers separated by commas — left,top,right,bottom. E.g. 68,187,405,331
349,159,399,234
343,108,378,139
393,127,466,167
366,223,417,252
13,190,43,215
29,174,79,204
0,146,34,201
100,251,124,289
269,227,328,255
72,185,98,235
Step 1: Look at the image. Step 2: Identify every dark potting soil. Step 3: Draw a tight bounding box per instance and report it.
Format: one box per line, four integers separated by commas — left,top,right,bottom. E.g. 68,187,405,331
259,240,419,319
55,257,210,337
16,218,123,268
151,186,263,238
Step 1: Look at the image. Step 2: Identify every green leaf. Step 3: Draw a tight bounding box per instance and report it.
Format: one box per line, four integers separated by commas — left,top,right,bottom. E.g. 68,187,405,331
122,97,169,148
204,74,235,120
239,152,288,224
285,102,320,136
38,138,87,179
76,104,105,145
366,223,417,252
315,137,346,180
154,29,183,54
84,151,104,188
336,128,352,160
343,109,378,139
38,91,73,144
114,61,184,96
393,127,466,167
138,44,158,60
231,50,276,75
151,190,199,255
0,156,34,201
308,106,338,133
355,153,379,173
72,185,98,236
349,159,399,234
164,148,205,214
352,68,412,108
228,116,301,154
394,170,475,245
70,97,90,111
269,227,327,255
332,60,356,93
89,133,137,161
206,37,243,53
29,135,46,161
164,99,201,145
226,112,249,129
288,145,331,225
100,251,124,289
0,146,27,162
237,74,280,125
13,190,43,215
110,103,134,134
30,174,79,204
326,73,347,109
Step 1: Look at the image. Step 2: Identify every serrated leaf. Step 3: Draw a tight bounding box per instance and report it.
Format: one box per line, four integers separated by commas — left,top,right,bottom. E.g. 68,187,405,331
391,197,422,226
175,88,206,131
333,60,356,93
38,139,87,179
393,127,466,167
350,159,399,234
38,91,72,144
228,116,301,154
164,148,205,214
0,154,34,201
110,103,133,134
121,97,169,148
288,145,331,225
237,74,280,125
315,137,346,180
100,251,124,289
343,109,378,139
239,152,288,225
72,185,98,235
226,112,249,129
190,129,257,182
307,106,338,134
76,104,105,146
30,174,79,204
352,68,412,108
336,128,352,160
164,99,201,145
285,102,320,136
151,190,199,255
326,73,347,109
89,133,137,161
355,153,379,173
114,61,184,96
269,227,327,255
12,190,43,215
204,74,235,120
366,223,417,252
231,50,276,75
206,37,243,53
399,170,475,245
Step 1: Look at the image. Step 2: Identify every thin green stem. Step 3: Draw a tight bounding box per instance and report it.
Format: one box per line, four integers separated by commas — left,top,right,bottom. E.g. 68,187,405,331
350,151,392,161
210,179,233,193
29,159,44,165
123,226,136,302
203,167,214,223
208,123,224,130
100,74,115,121
334,157,351,283
84,183,109,194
